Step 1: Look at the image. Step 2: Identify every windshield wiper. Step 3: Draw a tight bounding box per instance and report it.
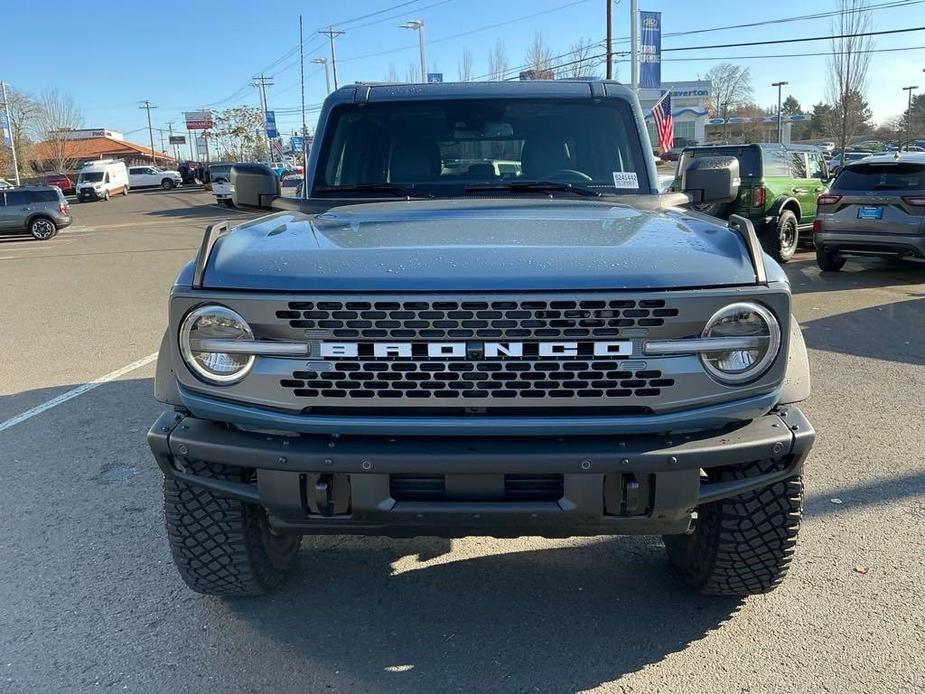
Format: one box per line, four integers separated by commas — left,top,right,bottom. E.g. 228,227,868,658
314,183,433,198
464,181,602,197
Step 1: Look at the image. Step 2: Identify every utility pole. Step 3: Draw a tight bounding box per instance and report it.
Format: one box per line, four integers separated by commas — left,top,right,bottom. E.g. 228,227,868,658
399,20,426,81
252,74,274,162
139,100,158,163
158,129,166,156
630,0,639,91
772,81,788,144
312,57,331,94
319,27,345,90
606,0,613,80
300,14,308,198
167,121,177,162
1,81,21,186
902,85,918,149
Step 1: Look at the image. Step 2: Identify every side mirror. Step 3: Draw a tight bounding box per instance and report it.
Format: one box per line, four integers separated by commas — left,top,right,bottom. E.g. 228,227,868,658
681,156,740,204
231,163,280,209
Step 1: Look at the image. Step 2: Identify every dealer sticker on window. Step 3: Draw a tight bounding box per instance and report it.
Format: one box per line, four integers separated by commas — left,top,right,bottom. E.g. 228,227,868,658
612,172,639,189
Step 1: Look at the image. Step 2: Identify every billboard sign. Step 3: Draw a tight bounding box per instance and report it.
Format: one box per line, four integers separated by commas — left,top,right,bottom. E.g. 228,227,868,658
266,111,278,139
169,135,186,145
185,110,213,130
639,11,661,90
289,136,305,153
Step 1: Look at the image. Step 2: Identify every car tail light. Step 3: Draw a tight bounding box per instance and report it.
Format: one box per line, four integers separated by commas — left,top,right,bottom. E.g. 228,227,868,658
812,219,822,234
817,194,842,206
59,202,69,214
751,185,766,207
901,195,925,206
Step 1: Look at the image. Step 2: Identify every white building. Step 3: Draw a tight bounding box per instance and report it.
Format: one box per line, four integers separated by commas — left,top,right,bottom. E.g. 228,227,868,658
638,80,712,147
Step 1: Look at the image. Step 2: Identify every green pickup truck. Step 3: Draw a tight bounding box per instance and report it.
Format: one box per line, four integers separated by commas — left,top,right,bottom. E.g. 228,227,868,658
675,143,830,262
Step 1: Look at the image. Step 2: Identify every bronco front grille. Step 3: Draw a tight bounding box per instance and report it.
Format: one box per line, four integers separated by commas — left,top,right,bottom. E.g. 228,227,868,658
275,298,679,340
281,362,674,401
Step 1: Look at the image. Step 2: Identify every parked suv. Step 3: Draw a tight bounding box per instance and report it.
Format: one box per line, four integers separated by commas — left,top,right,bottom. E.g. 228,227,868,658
675,143,829,262
0,186,72,239
128,165,182,190
814,153,925,271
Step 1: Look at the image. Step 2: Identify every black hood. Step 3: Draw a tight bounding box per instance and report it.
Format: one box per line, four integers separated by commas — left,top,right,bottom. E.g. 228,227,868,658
201,199,758,292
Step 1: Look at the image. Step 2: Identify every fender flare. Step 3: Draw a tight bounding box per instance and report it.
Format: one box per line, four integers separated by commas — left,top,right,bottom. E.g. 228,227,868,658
780,315,811,404
767,196,802,223
154,329,182,406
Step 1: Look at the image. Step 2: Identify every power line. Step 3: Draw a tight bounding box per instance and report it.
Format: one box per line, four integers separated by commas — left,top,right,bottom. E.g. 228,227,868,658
663,24,925,53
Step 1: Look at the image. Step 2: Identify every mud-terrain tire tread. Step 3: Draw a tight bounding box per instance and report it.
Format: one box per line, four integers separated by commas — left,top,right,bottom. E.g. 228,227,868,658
163,460,300,596
766,209,798,263
664,458,802,596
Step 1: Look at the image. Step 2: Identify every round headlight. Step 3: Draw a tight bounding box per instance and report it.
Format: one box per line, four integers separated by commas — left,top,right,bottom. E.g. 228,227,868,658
700,302,781,384
179,305,254,384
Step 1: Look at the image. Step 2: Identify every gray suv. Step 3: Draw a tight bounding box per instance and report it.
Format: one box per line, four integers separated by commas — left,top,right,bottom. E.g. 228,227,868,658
815,153,925,270
0,186,72,240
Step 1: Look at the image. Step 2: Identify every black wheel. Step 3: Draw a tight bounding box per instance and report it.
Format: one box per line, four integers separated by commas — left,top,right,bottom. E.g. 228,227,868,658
663,459,802,596
163,461,301,596
223,198,235,208
765,210,799,263
816,246,846,272
29,217,58,240
123,185,129,196
692,201,732,219
161,178,175,190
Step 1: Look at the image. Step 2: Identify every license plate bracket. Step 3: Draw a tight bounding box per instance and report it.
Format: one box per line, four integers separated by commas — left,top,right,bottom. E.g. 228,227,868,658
857,205,883,220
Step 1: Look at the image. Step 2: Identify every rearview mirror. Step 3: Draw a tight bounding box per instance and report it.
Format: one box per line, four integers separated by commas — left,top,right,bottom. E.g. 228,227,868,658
681,156,740,204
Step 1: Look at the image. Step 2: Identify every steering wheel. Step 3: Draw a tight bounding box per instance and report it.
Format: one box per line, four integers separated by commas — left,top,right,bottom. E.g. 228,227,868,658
539,168,593,183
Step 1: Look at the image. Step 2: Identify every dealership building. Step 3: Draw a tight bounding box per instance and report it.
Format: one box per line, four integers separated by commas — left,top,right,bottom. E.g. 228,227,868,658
638,80,712,146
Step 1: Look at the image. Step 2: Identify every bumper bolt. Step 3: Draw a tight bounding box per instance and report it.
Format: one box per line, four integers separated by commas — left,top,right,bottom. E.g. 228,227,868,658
361,459,372,471
277,457,287,464
580,459,591,470
323,458,333,466
772,442,784,455
177,444,189,455
620,458,630,466
668,456,678,465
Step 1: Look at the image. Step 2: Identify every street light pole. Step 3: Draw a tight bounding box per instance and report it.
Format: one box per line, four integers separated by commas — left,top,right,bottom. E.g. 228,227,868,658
1,81,21,186
399,20,426,81
312,57,331,94
606,0,612,80
902,85,918,149
772,81,788,144
630,0,639,91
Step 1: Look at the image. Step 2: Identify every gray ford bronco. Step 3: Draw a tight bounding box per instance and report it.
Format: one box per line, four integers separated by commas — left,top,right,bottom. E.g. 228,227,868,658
148,80,815,597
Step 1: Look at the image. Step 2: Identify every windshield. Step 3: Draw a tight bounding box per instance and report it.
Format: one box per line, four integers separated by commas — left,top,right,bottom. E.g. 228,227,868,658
678,147,761,179
312,98,648,197
78,172,104,182
210,165,231,177
833,163,925,191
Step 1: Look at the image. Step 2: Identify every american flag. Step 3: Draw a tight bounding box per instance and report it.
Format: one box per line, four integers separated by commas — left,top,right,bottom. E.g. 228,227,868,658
652,91,674,153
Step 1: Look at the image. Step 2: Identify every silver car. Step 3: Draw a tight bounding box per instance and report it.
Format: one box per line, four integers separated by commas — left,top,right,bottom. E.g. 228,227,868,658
0,185,73,240
814,153,925,271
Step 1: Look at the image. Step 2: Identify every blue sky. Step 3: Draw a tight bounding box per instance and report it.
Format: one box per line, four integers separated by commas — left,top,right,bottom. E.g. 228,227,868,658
3,0,924,144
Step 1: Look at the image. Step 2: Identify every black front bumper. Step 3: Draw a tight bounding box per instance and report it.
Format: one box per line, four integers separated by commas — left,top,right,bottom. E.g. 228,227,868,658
148,408,814,538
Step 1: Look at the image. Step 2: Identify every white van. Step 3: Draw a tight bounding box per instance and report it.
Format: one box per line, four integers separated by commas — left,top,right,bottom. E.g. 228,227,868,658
76,159,129,202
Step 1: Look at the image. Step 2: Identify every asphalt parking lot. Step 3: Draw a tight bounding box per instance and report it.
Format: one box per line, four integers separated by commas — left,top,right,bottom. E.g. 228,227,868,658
0,188,923,693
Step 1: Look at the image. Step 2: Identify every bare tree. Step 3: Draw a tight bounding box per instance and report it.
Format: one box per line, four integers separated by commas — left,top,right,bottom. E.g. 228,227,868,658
386,63,399,82
487,39,509,80
211,106,265,162
559,38,600,79
1,87,39,178
701,63,753,141
457,48,474,82
827,0,872,162
524,31,555,79
32,89,83,173
405,62,420,83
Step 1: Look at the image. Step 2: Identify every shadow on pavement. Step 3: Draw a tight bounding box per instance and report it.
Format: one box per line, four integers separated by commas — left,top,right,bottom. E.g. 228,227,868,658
784,255,925,295
800,296,925,365
227,536,742,691
804,469,925,518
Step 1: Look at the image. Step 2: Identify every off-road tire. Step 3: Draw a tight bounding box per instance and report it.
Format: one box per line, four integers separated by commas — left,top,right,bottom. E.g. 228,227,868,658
161,178,175,190
765,209,799,263
163,461,301,596
663,459,802,596
816,246,846,272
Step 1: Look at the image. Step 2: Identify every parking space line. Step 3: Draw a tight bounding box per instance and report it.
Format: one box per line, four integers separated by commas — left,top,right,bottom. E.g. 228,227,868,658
0,352,159,433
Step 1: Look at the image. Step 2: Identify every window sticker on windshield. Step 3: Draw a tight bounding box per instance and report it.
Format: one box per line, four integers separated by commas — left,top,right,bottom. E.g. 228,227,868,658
612,171,639,189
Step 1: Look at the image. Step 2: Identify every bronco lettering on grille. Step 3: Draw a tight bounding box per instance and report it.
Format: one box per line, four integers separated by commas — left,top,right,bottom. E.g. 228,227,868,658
319,341,633,359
